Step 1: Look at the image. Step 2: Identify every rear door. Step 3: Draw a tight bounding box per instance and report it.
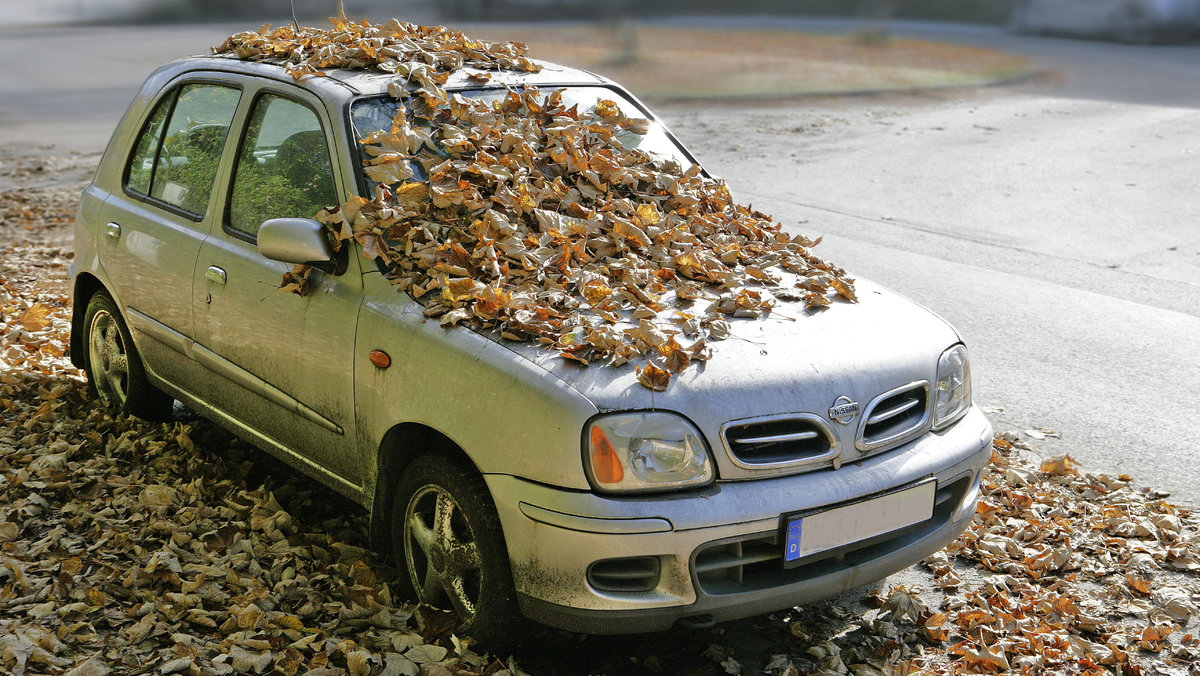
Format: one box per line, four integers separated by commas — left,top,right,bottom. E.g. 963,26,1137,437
100,79,242,388
189,81,364,488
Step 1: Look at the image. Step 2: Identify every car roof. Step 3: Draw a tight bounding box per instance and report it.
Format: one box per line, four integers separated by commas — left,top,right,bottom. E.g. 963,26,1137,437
162,54,611,104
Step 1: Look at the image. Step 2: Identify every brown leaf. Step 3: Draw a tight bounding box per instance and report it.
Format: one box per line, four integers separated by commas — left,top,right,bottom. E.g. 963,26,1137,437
635,362,670,391
1125,573,1152,595
1040,454,1080,476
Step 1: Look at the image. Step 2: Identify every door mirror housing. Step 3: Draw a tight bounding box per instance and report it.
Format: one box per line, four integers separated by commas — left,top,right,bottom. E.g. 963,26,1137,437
257,218,336,271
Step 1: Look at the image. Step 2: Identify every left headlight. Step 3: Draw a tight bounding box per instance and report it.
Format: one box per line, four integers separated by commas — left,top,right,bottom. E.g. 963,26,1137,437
584,411,714,493
933,344,972,430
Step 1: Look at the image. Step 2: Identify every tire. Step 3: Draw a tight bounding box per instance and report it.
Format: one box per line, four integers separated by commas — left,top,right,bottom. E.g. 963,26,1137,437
391,454,524,650
82,292,174,421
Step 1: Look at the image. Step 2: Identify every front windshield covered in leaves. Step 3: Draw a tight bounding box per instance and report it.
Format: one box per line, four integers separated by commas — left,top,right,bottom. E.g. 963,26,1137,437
350,86,694,188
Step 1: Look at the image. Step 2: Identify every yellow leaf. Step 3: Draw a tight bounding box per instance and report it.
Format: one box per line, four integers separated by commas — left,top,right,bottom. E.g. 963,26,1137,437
18,304,52,332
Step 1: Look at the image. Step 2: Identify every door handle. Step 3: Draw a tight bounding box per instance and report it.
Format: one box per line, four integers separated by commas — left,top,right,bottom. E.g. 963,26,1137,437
205,266,227,285
105,222,121,240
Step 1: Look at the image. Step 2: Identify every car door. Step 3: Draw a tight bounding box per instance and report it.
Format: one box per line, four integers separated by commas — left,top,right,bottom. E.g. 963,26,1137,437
190,82,364,488
100,80,242,388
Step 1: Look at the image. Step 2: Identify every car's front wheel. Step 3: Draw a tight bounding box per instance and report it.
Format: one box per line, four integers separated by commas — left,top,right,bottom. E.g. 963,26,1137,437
391,454,523,649
82,291,174,420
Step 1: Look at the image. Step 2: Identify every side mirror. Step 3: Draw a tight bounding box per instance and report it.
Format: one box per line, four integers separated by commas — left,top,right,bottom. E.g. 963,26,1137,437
257,218,335,270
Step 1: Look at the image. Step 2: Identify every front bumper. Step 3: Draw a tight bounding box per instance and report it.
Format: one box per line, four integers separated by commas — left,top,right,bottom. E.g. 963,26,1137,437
484,405,992,634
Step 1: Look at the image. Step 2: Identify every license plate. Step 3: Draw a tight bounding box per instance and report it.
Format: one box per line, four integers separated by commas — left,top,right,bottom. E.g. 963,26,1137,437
782,480,936,566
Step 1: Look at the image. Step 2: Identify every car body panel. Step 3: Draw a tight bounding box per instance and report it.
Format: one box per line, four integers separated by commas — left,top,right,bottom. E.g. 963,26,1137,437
354,271,601,491
501,277,960,481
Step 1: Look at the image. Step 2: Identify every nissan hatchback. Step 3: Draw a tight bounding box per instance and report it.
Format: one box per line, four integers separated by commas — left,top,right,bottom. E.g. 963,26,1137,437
70,28,992,647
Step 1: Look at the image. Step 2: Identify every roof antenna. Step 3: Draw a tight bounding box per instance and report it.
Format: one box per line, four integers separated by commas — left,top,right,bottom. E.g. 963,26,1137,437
290,0,299,29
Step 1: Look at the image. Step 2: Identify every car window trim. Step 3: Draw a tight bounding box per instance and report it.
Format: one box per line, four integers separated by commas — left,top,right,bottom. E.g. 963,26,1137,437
222,86,338,246
119,77,245,223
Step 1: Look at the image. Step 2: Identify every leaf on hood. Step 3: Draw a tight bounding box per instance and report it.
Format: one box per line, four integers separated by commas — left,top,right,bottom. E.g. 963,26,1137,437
635,362,670,391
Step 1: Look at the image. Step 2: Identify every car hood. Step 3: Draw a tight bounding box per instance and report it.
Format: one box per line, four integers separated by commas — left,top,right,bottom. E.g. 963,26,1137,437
498,278,961,480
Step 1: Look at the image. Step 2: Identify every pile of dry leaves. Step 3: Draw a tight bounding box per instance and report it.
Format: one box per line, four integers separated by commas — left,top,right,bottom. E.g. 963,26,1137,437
0,377,518,676
919,436,1200,674
214,20,856,390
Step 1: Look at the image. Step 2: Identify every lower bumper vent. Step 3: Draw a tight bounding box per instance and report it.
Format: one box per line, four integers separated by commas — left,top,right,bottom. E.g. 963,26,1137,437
587,556,661,593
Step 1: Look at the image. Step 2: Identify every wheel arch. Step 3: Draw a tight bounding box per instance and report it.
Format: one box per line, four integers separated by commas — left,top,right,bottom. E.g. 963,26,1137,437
70,272,110,369
368,422,482,555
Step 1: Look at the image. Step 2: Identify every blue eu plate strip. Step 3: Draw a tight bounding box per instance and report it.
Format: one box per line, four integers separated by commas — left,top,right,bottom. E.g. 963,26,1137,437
785,519,803,562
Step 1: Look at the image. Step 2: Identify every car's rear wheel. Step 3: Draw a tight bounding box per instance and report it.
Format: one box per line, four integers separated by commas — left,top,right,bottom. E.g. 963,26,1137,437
83,292,174,421
391,454,523,649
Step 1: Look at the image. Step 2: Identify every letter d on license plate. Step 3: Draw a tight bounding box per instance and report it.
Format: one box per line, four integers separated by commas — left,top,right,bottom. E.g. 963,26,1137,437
782,480,935,566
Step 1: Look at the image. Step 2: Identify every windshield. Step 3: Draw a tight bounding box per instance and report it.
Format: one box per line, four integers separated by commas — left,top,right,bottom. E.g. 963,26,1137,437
349,86,696,192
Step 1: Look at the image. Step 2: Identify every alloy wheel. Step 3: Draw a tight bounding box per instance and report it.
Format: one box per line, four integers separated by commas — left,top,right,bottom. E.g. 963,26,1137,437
88,309,129,408
403,484,483,619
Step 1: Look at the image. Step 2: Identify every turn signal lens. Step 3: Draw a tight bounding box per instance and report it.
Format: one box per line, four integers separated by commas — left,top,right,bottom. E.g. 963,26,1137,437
589,426,624,484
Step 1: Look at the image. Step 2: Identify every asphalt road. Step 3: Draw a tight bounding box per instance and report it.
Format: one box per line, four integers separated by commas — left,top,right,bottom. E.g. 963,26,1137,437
1,18,1197,504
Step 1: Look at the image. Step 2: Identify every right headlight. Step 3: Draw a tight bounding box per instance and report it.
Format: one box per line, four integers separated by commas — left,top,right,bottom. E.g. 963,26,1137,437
584,411,714,493
933,344,972,430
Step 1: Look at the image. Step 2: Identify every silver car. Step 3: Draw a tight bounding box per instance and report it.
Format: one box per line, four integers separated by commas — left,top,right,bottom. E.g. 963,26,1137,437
69,54,992,646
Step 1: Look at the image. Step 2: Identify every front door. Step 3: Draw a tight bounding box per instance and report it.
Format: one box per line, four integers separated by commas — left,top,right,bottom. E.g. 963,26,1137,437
191,87,363,488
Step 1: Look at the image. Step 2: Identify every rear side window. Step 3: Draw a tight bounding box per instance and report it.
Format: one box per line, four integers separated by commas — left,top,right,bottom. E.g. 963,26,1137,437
126,93,173,195
228,94,338,238
124,83,240,218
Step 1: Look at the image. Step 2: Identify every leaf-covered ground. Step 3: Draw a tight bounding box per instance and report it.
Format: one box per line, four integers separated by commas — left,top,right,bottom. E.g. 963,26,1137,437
2,158,1198,675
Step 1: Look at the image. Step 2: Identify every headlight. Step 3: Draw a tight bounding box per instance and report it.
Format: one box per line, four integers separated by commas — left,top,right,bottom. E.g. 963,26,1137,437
933,344,972,430
584,412,714,493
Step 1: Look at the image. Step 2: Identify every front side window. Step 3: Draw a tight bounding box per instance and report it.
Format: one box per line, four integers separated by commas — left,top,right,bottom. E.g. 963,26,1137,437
151,84,241,216
228,94,338,238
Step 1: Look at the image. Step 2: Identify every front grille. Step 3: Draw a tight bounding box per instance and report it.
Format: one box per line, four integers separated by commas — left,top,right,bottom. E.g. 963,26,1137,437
722,415,837,469
693,475,970,596
857,382,929,452
587,557,661,592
